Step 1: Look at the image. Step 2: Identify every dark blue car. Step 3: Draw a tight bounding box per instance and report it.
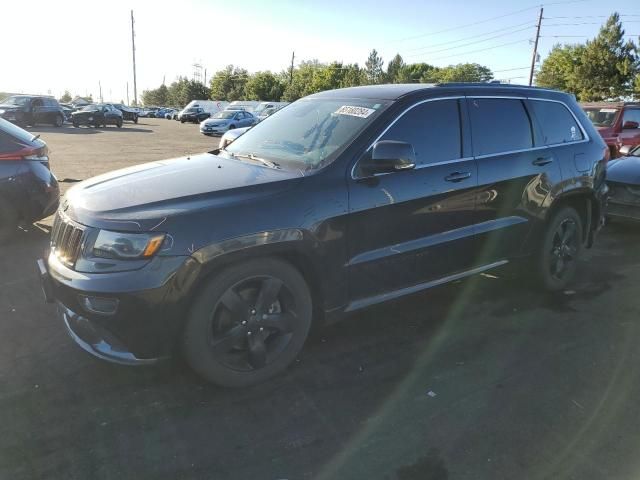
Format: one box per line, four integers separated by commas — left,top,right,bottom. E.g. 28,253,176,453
0,118,59,241
40,83,607,387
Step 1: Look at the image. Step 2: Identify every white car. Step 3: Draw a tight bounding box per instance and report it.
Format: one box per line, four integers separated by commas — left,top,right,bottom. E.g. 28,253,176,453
200,110,257,136
218,126,250,149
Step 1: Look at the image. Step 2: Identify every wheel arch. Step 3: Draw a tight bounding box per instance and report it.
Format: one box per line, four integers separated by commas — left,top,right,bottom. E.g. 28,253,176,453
546,190,600,245
188,230,327,324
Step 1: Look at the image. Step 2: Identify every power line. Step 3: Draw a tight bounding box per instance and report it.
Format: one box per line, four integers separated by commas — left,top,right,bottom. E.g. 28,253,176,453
544,14,640,19
541,34,640,37
394,5,540,43
544,20,640,26
427,39,531,62
493,66,532,72
405,21,535,52
406,25,535,57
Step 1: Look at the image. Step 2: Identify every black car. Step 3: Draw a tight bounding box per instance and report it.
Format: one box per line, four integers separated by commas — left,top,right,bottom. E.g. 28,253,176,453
0,118,59,241
111,104,139,123
0,95,65,128
40,84,607,387
179,106,210,123
606,145,640,222
71,104,123,128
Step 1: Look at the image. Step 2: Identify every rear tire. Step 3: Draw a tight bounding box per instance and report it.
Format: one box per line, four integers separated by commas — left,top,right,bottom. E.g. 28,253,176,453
0,201,18,244
53,114,63,127
183,258,313,388
535,206,583,291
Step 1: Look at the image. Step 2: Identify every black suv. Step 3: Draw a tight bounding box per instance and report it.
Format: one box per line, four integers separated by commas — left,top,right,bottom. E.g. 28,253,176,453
40,84,608,387
0,95,65,127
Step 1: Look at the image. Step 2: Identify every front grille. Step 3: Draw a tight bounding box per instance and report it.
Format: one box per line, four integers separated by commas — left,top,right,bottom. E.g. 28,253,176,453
51,212,87,268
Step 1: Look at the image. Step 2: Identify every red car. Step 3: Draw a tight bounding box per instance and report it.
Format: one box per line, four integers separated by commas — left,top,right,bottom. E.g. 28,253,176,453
582,102,640,158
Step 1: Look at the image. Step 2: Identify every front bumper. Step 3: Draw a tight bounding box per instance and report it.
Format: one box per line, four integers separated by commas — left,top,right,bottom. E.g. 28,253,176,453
39,252,201,364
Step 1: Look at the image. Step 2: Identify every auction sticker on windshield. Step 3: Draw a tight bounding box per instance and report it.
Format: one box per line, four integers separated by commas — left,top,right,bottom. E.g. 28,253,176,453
335,105,376,118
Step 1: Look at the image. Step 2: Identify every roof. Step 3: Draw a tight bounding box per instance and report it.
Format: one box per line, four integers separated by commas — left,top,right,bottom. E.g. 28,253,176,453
308,82,566,101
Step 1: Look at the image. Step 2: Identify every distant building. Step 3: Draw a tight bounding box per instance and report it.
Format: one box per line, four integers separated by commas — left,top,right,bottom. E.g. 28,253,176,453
70,96,92,107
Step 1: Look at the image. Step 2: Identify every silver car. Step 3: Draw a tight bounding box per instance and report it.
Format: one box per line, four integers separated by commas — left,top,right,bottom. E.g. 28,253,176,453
218,126,251,149
200,110,257,136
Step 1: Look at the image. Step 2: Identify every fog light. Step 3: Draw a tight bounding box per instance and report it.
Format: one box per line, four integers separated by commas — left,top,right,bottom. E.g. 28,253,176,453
78,295,119,316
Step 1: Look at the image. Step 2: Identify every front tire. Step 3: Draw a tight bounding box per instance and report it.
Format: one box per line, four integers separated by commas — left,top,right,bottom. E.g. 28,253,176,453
183,258,313,388
53,114,63,127
117,119,123,128
535,206,583,291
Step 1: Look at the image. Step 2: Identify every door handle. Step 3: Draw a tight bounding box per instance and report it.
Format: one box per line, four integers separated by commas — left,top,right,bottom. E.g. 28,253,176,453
444,172,471,182
533,156,553,166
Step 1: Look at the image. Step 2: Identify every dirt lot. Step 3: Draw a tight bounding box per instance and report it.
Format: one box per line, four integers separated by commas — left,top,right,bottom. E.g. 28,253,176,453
2,120,640,480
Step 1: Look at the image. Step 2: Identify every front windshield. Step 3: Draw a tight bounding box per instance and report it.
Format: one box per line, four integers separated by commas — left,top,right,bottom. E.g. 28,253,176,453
2,96,29,106
584,107,619,127
225,98,389,170
212,111,236,119
184,108,198,113
81,105,100,111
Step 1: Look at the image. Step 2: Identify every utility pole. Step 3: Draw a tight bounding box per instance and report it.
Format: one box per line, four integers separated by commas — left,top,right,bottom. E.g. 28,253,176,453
126,82,129,105
131,10,138,106
99,81,103,103
204,68,207,86
529,7,543,86
289,51,295,85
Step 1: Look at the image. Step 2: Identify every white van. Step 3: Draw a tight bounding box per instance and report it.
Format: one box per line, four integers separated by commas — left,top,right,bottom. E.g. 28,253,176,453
225,100,261,112
254,101,290,121
182,100,229,117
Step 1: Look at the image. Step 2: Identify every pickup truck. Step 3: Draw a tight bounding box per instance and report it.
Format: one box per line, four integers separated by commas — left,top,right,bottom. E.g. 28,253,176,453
582,102,640,158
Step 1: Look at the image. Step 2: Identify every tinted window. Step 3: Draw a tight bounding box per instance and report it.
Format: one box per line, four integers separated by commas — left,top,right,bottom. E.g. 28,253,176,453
530,100,584,144
380,99,462,166
0,118,37,148
623,109,640,127
469,98,533,156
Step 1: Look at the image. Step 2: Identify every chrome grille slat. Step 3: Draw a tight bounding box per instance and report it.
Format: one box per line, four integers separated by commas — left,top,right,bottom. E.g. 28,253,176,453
50,212,86,268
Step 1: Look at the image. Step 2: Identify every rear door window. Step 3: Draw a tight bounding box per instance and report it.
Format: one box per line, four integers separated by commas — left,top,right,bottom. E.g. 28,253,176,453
378,99,462,166
468,98,533,156
530,100,584,144
622,109,640,127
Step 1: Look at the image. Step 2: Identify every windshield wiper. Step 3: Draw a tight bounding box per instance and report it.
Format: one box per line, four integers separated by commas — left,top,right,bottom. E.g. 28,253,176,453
231,152,280,169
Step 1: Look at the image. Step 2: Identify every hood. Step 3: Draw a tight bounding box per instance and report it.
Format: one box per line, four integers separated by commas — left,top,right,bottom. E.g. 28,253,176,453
64,152,302,229
607,156,640,185
72,110,99,116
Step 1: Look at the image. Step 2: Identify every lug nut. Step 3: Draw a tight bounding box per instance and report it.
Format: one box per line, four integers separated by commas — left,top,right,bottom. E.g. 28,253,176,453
262,314,268,320
251,309,256,315
259,327,264,332
247,331,252,336
241,320,247,325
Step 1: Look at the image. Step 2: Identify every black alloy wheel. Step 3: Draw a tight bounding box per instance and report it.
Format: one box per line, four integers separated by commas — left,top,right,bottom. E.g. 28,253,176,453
184,258,312,387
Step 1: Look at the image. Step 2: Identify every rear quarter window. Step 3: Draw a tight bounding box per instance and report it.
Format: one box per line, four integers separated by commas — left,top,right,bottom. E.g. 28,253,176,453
468,98,533,156
530,100,584,145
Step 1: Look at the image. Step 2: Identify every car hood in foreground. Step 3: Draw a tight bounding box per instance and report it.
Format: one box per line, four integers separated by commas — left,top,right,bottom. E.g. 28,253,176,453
607,156,640,185
64,152,303,230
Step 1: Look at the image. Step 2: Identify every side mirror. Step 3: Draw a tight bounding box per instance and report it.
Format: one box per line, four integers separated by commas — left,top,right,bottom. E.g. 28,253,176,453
364,140,416,175
623,120,639,130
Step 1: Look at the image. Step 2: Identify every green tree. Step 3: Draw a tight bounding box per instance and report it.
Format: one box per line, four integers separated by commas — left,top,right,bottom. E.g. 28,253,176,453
141,84,169,106
282,60,321,101
435,63,494,83
365,49,385,84
210,65,249,101
386,54,405,83
59,90,72,103
311,62,347,92
572,13,638,100
536,44,583,92
341,63,365,87
536,13,639,100
397,63,437,83
245,71,284,101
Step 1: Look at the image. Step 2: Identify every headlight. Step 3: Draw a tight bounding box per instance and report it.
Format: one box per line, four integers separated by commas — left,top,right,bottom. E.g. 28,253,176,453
92,230,166,260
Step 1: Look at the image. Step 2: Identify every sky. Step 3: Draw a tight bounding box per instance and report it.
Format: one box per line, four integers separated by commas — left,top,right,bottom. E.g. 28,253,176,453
2,0,639,103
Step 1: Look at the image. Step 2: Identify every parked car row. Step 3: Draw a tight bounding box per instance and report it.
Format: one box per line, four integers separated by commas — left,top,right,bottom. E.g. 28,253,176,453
582,102,640,158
